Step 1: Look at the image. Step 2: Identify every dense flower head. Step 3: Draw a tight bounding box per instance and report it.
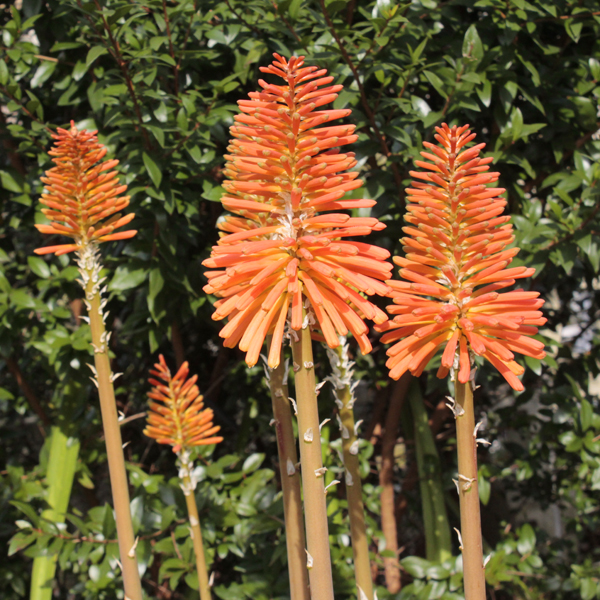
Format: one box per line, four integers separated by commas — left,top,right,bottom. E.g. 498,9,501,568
379,124,545,391
35,122,136,256
144,355,223,454
203,54,392,368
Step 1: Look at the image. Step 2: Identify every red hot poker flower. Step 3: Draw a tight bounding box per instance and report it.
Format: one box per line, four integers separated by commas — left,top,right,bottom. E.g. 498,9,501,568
203,54,392,368
35,122,136,256
379,124,545,391
144,355,223,454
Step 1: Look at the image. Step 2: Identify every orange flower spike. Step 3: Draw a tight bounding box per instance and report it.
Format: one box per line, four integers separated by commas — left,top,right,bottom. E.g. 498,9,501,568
35,122,136,256
144,355,224,454
204,54,393,368
381,123,545,391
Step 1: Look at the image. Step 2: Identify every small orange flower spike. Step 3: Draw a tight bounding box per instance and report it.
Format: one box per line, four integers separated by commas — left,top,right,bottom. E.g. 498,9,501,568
203,54,393,368
144,355,223,454
35,122,136,256
379,124,545,391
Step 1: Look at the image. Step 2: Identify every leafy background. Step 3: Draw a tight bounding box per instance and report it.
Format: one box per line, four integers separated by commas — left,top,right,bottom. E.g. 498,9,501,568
1,0,600,598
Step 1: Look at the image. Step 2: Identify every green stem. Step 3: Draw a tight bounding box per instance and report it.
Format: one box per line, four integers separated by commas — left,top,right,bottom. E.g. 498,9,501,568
30,425,80,600
455,381,485,599
267,338,310,600
329,342,373,600
291,325,335,600
180,455,211,600
408,381,451,563
81,246,143,600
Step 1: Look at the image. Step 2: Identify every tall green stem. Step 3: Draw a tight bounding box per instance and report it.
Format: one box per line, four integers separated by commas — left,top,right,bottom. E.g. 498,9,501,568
80,246,142,600
179,453,211,600
408,381,451,563
291,325,335,600
328,341,373,600
267,339,310,600
455,381,485,599
30,425,80,600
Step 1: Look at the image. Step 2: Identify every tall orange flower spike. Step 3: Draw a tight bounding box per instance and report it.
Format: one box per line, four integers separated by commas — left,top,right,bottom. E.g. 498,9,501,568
144,355,223,454
379,124,545,391
203,54,392,368
35,122,136,256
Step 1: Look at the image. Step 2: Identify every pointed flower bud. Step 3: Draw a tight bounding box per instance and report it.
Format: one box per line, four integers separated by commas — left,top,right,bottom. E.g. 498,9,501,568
204,54,393,369
34,122,136,256
380,124,545,391
144,355,223,454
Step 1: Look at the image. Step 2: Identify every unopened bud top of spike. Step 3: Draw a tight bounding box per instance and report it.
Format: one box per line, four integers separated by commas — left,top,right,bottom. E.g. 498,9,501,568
35,122,136,256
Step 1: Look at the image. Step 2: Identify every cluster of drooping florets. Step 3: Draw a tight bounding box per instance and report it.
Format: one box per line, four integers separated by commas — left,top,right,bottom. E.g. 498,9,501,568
378,124,545,390
203,54,392,368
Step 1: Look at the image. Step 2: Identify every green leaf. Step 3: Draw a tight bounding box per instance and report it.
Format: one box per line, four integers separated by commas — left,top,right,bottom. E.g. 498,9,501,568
564,18,582,43
148,267,165,321
580,578,597,600
580,399,593,432
28,256,51,278
576,234,600,272
11,500,41,526
202,180,225,202
0,170,25,193
143,152,162,188
478,469,491,506
477,79,492,107
108,266,148,291
8,531,37,556
242,453,265,474
0,59,8,85
590,58,600,81
287,0,304,21
10,289,37,310
31,60,57,89
511,107,523,141
86,46,108,68
517,523,536,555
401,555,430,578
462,25,483,61
524,356,542,376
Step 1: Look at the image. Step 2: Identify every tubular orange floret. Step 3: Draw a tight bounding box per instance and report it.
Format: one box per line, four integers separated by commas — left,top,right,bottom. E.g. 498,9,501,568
380,123,545,391
203,54,392,368
143,355,224,453
34,122,136,255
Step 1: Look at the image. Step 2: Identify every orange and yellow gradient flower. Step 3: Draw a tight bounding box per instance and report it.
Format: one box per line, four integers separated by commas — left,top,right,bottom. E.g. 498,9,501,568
379,124,545,391
144,355,223,454
203,54,392,368
35,122,136,256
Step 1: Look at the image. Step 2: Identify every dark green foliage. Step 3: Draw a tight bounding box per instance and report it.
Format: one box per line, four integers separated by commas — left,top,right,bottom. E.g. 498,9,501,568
1,0,600,598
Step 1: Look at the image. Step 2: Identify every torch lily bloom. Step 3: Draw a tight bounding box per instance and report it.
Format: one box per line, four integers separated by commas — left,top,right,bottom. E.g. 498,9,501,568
203,54,392,368
144,355,223,454
379,124,545,391
35,122,136,256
